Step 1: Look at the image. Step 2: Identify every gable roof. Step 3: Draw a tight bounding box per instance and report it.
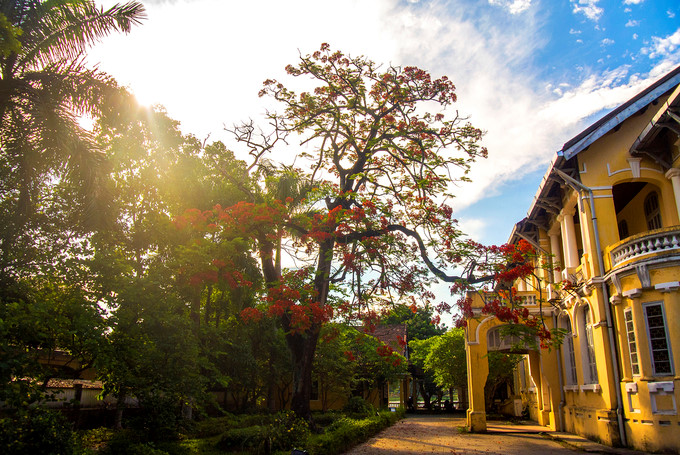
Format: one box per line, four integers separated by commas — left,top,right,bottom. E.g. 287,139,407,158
559,65,680,160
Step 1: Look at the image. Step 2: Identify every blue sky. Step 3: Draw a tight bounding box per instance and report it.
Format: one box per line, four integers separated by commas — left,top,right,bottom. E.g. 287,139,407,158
90,0,680,248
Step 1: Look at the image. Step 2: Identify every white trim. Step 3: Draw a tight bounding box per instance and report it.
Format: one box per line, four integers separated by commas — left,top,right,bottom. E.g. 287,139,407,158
655,281,680,293
579,384,602,392
467,316,495,346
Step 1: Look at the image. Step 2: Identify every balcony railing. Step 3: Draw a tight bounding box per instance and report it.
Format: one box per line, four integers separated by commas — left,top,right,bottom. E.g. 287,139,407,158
610,228,680,268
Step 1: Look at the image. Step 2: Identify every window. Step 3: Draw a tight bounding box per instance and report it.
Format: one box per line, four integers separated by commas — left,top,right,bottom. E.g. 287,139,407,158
560,314,578,385
624,308,640,376
644,192,662,230
643,302,673,376
583,306,598,384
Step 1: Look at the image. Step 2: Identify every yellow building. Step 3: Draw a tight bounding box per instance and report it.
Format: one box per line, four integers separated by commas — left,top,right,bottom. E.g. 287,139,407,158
465,65,680,453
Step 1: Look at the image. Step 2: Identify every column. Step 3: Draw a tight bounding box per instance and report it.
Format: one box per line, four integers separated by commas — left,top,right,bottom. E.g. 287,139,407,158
548,229,562,284
559,208,579,270
666,168,680,222
466,338,489,432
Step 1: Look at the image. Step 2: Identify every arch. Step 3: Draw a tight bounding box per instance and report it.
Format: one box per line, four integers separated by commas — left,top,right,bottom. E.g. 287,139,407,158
612,181,665,240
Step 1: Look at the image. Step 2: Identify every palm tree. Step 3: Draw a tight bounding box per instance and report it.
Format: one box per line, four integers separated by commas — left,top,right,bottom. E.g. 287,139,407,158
0,0,145,274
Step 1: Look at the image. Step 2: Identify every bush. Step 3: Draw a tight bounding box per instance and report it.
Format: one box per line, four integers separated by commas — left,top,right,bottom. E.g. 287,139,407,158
216,425,264,451
306,408,404,455
0,408,76,455
192,415,237,438
128,395,184,442
267,410,309,451
342,396,374,417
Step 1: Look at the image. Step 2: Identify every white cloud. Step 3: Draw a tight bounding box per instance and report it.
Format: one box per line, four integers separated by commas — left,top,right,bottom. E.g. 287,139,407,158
569,28,582,34
488,0,532,14
625,19,639,27
602,38,615,46
668,10,676,19
570,0,603,21
641,29,680,59
86,0,680,218
633,33,638,40
623,0,644,4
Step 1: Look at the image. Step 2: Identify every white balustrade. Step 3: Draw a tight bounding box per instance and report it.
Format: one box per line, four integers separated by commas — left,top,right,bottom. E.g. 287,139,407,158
611,230,680,267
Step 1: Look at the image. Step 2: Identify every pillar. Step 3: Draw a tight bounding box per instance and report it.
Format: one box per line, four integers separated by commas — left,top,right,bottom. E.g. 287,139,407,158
549,229,562,283
466,340,489,432
559,207,579,270
666,168,680,222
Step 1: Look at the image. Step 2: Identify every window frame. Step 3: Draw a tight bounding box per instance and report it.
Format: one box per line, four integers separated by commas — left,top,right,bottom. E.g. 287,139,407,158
642,301,674,377
643,192,662,231
623,307,640,377
582,305,598,384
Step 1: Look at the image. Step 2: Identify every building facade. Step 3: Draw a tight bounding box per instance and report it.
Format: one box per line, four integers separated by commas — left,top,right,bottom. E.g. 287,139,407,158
465,65,680,453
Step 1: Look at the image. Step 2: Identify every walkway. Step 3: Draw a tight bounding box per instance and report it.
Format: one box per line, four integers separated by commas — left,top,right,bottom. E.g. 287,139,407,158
343,415,650,454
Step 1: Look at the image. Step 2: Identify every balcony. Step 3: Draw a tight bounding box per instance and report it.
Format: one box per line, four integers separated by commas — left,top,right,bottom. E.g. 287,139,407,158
609,227,680,269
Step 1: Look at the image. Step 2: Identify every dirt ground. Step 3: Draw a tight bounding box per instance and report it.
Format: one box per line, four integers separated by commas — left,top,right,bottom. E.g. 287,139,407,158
342,414,647,455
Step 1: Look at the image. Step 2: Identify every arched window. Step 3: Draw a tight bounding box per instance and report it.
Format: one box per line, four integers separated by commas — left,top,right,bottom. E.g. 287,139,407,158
644,192,662,230
580,305,598,384
559,313,578,385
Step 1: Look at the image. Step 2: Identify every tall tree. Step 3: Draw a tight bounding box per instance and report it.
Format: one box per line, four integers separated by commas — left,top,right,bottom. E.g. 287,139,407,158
182,44,488,419
0,0,145,280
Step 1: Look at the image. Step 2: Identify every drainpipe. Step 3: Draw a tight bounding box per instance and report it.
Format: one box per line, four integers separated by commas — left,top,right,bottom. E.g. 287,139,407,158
554,313,566,432
552,168,627,447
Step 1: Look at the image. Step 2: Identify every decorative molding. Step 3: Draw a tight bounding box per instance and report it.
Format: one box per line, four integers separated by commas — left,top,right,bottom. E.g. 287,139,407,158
666,168,680,180
655,281,680,293
611,274,622,295
636,264,651,288
623,288,643,299
580,384,602,393
628,158,642,178
610,294,623,305
648,382,674,393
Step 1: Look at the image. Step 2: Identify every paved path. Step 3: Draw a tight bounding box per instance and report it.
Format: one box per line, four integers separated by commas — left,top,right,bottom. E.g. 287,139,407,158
343,415,650,454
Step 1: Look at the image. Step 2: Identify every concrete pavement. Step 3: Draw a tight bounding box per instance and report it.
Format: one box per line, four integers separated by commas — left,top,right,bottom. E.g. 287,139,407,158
343,414,651,454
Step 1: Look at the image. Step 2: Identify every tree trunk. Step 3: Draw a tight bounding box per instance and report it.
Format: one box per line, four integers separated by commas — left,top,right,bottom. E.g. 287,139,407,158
286,326,320,420
114,389,127,430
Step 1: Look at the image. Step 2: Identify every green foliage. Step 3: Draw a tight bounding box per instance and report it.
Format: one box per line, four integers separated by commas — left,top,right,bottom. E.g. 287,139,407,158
266,410,310,452
342,396,374,417
216,425,265,451
306,409,404,455
382,304,446,341
0,408,76,455
417,328,467,391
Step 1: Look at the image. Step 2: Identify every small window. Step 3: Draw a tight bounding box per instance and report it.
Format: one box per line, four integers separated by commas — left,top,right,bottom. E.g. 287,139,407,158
643,302,673,376
644,192,662,230
624,308,640,376
583,306,598,384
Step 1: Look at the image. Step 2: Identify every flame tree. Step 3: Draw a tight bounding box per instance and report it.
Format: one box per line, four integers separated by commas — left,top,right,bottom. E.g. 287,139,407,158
177,44,490,419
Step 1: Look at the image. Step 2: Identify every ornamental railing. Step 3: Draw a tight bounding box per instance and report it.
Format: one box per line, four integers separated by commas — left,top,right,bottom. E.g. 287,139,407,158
610,228,680,268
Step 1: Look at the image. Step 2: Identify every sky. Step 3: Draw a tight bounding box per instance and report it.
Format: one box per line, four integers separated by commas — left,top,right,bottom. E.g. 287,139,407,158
89,0,680,248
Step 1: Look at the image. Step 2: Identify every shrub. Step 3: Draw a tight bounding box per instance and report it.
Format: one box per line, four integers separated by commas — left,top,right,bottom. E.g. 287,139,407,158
192,415,237,438
0,408,76,455
216,425,265,451
128,395,183,442
267,410,309,451
306,408,404,455
342,396,374,417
